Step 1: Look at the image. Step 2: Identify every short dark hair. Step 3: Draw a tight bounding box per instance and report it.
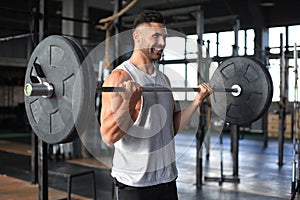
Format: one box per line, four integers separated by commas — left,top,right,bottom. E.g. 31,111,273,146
133,10,165,29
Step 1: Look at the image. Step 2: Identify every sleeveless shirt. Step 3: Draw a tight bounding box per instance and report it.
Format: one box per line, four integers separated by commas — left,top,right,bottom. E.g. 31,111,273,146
111,60,178,187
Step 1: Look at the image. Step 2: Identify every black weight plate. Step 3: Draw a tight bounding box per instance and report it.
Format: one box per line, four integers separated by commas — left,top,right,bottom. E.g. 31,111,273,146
61,36,94,143
63,36,96,138
24,35,93,144
210,57,273,126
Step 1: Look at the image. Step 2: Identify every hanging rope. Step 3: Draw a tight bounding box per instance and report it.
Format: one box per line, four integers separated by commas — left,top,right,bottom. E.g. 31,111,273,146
101,22,115,70
96,0,138,70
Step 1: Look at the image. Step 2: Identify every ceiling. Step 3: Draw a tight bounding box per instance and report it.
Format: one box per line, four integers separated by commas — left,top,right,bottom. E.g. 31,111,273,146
1,0,300,39
89,0,300,34
0,0,298,78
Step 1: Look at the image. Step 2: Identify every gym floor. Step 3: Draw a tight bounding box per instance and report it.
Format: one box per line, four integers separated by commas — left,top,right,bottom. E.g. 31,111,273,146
0,131,297,200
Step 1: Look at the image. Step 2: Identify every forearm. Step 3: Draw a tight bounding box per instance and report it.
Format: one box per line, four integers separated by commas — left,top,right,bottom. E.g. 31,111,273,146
101,99,137,145
174,100,199,134
174,83,212,133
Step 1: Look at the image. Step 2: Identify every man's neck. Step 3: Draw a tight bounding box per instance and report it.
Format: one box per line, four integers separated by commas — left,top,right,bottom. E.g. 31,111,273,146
129,51,155,75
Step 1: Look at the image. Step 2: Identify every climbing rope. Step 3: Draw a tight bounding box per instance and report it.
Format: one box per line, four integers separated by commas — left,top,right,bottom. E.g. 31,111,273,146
96,0,138,70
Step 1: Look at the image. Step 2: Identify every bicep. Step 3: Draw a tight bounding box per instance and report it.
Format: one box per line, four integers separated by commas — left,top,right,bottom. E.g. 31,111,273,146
100,70,131,120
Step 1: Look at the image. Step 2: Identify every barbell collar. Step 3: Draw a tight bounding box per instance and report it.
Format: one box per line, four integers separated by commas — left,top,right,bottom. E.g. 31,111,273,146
231,84,242,97
24,82,54,98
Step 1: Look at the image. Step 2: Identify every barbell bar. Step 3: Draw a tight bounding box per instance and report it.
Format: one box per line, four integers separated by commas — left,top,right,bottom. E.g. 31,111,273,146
23,35,273,144
24,83,239,97
98,86,238,93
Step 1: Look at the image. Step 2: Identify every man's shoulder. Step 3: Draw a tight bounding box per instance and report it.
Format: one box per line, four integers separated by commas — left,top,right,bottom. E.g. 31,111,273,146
110,68,130,79
114,60,130,70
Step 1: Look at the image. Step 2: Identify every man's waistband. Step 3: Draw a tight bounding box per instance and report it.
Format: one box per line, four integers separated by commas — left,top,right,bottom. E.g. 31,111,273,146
114,178,177,190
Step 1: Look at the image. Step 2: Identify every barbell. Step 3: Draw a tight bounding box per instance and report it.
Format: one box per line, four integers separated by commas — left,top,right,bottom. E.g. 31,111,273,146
25,83,239,95
24,35,273,144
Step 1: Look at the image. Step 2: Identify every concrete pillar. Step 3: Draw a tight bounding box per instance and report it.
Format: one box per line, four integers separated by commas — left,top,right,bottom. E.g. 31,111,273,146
254,26,269,147
82,0,89,45
62,0,89,44
61,0,89,158
254,26,269,62
62,0,74,36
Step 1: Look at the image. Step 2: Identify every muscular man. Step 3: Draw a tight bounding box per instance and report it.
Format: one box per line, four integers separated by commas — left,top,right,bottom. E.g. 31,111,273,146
101,10,212,200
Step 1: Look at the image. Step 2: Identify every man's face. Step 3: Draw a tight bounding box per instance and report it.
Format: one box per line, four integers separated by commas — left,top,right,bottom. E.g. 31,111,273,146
134,22,168,62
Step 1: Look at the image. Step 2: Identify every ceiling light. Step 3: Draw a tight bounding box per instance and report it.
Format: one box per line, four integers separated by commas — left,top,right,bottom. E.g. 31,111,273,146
259,0,275,7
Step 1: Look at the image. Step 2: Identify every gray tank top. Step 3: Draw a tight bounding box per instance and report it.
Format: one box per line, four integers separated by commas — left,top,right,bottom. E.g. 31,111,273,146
111,60,178,187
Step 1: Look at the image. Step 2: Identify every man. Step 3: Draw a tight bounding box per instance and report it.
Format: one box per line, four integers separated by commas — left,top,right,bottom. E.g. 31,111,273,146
100,10,212,200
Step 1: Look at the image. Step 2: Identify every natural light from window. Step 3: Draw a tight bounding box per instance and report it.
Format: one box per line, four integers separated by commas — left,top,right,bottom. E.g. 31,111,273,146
161,25,300,102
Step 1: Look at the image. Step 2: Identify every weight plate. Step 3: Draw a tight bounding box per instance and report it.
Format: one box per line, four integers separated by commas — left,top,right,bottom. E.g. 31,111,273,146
210,57,273,126
24,35,93,144
64,36,96,139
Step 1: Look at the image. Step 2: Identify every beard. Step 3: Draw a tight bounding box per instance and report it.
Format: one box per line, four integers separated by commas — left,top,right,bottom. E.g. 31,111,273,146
141,46,164,62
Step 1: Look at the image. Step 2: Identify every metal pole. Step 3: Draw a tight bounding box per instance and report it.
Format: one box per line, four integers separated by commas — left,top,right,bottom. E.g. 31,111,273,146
231,125,239,177
184,37,188,100
113,0,122,68
244,30,247,55
230,19,240,154
279,33,286,167
291,43,298,196
30,0,39,185
230,19,240,182
219,131,224,183
216,33,219,57
38,140,48,200
233,19,240,56
264,46,271,147
196,5,205,188
205,40,210,159
38,0,49,199
31,130,38,184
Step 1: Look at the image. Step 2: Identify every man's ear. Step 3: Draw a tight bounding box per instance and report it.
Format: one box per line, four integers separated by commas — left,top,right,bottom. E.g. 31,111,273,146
132,30,139,42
